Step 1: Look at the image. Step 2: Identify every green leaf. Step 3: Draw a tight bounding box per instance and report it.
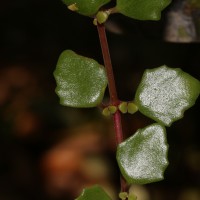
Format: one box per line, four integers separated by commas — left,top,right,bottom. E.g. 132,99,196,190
102,106,117,116
54,50,107,108
96,11,110,24
116,123,169,184
75,185,112,200
118,102,128,114
127,102,138,114
116,0,171,20
135,65,200,126
119,192,128,200
108,105,118,114
128,193,137,200
62,0,111,16
102,107,111,117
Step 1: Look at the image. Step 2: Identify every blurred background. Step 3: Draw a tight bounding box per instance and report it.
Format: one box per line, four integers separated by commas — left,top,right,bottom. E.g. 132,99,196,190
0,0,200,200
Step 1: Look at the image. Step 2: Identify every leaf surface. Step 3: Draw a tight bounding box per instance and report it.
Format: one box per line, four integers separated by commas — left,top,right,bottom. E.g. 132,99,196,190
75,185,112,200
135,66,200,126
117,123,169,184
54,50,107,108
116,0,171,20
62,0,110,16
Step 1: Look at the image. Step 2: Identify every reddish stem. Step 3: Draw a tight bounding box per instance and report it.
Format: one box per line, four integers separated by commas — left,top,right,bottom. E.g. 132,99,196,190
97,23,127,192
97,24,118,105
113,110,124,144
97,24,123,144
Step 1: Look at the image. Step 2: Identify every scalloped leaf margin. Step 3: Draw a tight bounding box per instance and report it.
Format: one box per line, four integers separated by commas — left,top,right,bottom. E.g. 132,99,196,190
116,123,169,184
135,65,200,126
116,0,172,20
54,50,108,108
62,0,111,16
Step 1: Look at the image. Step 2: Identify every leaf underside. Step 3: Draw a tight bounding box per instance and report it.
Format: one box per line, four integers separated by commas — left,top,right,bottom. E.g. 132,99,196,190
135,65,200,126
117,123,169,184
75,185,112,200
54,50,108,108
62,0,111,16
116,0,172,20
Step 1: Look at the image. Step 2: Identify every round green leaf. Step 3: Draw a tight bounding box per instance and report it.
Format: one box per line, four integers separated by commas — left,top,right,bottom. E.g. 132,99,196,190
54,50,108,108
127,102,138,114
62,0,111,16
116,123,169,184
102,107,111,117
118,102,128,114
119,192,128,200
75,185,112,200
135,65,200,126
116,0,171,20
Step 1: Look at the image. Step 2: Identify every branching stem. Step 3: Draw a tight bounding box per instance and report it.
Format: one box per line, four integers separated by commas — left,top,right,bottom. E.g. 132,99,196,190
97,23,128,193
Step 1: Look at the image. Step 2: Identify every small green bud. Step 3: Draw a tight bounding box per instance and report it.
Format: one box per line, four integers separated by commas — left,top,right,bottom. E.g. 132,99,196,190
128,193,137,200
102,107,111,117
108,105,117,114
68,3,78,12
102,105,117,116
118,102,128,114
93,18,98,26
96,11,110,24
127,102,138,114
119,192,128,200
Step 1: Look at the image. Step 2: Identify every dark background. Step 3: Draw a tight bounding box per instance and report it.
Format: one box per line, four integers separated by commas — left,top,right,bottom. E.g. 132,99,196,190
0,0,199,200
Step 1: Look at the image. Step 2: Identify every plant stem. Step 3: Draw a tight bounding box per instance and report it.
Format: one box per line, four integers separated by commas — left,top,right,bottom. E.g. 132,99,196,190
97,23,123,143
113,110,124,144
97,23,128,192
97,24,118,105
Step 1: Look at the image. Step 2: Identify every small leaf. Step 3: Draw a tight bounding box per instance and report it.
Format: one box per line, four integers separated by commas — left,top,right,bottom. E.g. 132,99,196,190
119,102,128,114
96,11,110,24
102,106,117,116
102,107,111,117
116,0,171,20
108,105,118,114
62,0,111,16
128,193,137,200
54,50,108,108
75,185,112,200
116,123,169,184
119,192,128,200
127,102,138,114
135,65,200,126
